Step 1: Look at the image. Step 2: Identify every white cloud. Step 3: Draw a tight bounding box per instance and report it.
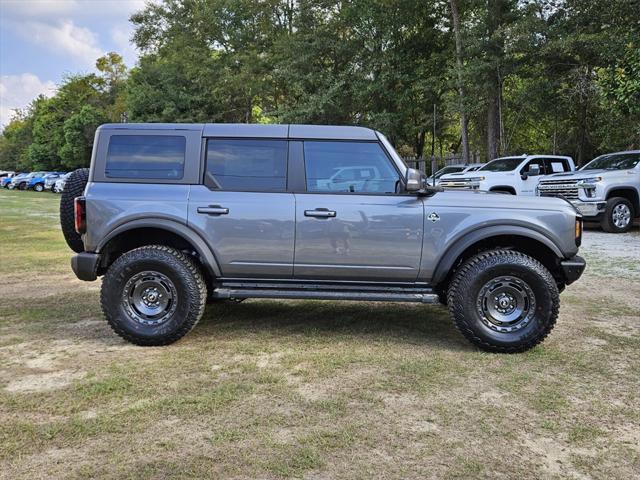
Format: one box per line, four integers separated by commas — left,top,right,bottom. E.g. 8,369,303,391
22,20,105,68
111,24,138,67
1,0,80,18
0,74,57,128
1,0,148,20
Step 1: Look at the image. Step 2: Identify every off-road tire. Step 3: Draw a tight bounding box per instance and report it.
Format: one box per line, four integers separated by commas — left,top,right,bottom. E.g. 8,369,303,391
101,245,207,346
447,249,559,353
60,168,89,253
600,197,634,233
436,288,448,306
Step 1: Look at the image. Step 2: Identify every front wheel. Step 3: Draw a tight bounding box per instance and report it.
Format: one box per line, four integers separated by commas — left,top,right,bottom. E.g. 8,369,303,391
600,197,634,233
101,245,207,346
447,249,559,353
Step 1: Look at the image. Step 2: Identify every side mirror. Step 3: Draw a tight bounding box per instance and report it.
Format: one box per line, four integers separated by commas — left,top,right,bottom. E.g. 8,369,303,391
405,168,423,192
521,164,541,180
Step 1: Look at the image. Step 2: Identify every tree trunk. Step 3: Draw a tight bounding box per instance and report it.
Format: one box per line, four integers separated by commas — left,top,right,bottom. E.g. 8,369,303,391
487,80,500,161
450,0,470,163
416,130,426,159
486,0,504,161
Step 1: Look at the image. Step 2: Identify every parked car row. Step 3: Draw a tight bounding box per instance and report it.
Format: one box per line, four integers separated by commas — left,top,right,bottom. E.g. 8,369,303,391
1,171,72,193
435,151,640,233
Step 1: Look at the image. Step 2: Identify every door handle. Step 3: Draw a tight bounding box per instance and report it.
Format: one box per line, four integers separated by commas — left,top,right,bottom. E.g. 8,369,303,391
304,209,336,218
197,205,229,215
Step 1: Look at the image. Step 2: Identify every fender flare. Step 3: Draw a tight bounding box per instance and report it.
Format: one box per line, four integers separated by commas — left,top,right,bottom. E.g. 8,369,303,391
604,186,640,213
488,186,516,194
96,218,221,277
431,225,563,285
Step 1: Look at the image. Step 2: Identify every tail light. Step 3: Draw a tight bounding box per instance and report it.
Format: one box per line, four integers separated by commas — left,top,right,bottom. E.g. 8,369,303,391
74,197,86,234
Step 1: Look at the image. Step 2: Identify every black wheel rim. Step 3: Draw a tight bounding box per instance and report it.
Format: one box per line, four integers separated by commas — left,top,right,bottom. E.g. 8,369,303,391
476,276,536,333
122,271,178,326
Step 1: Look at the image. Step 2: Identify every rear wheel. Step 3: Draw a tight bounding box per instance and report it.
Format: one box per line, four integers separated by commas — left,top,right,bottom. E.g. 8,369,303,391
34,183,44,192
447,249,559,353
101,245,207,346
600,197,633,233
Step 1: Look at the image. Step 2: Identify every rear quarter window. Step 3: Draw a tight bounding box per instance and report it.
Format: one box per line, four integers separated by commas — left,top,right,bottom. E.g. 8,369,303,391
105,135,186,180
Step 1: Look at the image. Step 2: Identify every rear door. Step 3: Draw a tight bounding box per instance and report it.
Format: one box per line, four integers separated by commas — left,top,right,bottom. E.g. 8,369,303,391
293,140,424,281
188,138,295,278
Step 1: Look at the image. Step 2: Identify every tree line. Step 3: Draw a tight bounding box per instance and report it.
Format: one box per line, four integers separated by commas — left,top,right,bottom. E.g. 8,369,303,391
1,0,638,173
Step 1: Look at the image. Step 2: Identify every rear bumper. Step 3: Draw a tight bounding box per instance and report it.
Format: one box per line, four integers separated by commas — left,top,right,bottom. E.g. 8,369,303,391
71,252,100,281
560,255,586,285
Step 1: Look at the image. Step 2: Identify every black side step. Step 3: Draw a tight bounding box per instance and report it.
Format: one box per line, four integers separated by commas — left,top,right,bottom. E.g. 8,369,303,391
212,284,439,304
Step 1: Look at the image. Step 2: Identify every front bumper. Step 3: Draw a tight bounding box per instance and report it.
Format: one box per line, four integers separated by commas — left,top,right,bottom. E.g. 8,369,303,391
71,252,100,281
570,201,606,218
560,255,586,285
439,182,479,190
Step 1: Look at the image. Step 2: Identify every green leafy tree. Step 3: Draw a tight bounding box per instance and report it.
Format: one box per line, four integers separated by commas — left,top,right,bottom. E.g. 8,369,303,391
59,105,108,170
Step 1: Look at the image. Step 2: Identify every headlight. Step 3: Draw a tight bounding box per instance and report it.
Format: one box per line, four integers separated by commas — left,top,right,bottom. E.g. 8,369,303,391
468,176,485,182
576,177,602,187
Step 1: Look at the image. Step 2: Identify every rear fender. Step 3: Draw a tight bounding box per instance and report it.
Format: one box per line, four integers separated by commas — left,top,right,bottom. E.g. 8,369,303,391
96,218,221,277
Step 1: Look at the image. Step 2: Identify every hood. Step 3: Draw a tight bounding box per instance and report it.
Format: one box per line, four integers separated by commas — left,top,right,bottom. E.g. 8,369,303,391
543,169,612,180
433,188,576,214
439,171,492,181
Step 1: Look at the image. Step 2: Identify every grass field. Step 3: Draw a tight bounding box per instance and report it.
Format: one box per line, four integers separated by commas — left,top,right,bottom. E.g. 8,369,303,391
1,188,639,479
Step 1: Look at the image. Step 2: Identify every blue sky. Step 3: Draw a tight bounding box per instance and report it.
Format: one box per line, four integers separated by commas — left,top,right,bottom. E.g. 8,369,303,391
0,0,150,128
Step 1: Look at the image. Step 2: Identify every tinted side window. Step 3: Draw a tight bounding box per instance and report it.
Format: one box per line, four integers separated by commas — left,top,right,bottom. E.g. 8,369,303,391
205,139,288,191
304,141,399,193
105,135,186,179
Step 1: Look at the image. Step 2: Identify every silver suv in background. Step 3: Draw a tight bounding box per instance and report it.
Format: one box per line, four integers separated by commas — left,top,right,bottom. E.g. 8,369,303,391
53,172,72,193
60,123,585,352
429,163,485,185
537,151,640,233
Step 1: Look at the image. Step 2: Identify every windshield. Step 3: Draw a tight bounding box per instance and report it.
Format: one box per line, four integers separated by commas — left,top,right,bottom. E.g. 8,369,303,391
479,157,523,172
434,166,465,179
581,152,640,171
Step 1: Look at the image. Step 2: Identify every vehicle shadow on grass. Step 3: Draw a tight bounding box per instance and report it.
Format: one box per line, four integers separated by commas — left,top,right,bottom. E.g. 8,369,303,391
194,299,471,351
6,291,470,352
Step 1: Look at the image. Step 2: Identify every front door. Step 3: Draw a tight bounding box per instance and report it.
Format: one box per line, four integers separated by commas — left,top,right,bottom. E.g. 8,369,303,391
293,141,424,281
188,138,295,278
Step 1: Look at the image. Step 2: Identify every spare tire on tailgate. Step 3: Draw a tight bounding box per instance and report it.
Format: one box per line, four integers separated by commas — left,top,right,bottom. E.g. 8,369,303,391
60,168,89,253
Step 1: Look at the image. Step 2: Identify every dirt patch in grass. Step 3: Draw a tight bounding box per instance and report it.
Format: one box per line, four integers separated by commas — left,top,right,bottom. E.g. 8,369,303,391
0,272,99,300
5,370,86,393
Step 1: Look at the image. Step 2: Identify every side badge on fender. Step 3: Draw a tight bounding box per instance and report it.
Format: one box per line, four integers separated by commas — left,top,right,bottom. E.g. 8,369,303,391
427,212,440,223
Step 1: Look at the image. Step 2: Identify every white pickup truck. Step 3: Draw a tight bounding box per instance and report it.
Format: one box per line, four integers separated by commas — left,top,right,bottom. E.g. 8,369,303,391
537,150,640,233
438,155,575,195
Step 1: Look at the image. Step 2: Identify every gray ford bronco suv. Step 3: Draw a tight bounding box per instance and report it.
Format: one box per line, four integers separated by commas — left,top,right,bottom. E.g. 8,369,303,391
61,123,585,352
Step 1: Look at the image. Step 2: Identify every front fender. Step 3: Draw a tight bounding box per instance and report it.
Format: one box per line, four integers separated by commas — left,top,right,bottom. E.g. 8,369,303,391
430,225,564,285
